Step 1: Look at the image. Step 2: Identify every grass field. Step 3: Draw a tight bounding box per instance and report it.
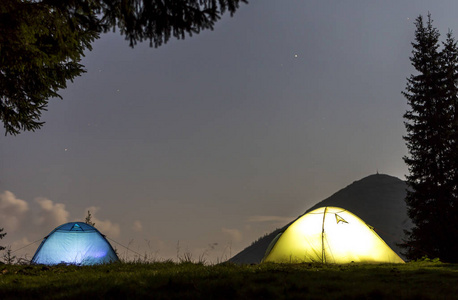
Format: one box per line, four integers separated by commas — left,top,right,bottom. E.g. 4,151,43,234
0,260,457,299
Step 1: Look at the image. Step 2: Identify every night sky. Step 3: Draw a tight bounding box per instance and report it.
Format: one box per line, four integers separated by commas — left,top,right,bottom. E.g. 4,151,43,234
3,0,458,262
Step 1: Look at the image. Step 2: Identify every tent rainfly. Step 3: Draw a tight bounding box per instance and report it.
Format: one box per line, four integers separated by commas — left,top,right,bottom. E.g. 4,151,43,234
31,222,119,265
262,207,405,264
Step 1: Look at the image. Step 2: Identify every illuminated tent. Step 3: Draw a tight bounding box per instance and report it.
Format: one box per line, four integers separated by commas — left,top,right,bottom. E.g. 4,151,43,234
31,222,119,265
262,207,404,264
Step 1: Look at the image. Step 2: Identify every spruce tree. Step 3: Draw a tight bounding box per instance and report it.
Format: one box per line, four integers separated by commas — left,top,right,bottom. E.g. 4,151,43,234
85,210,96,227
441,30,458,260
402,14,458,261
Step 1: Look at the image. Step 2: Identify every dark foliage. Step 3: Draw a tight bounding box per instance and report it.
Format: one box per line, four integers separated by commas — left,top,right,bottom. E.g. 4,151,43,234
84,210,95,227
0,0,247,135
99,0,247,48
0,0,101,135
402,14,458,262
0,227,6,251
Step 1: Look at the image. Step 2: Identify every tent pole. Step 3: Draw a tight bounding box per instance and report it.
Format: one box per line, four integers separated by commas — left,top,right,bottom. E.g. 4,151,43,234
321,207,328,263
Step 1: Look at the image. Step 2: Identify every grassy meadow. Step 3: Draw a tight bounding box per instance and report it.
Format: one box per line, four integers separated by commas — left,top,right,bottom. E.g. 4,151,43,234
0,260,457,299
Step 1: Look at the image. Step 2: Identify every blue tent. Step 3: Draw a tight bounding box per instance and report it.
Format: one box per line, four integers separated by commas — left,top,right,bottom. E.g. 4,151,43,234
31,222,119,265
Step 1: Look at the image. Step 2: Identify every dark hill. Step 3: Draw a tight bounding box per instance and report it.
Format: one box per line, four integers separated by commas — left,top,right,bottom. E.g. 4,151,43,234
229,173,412,264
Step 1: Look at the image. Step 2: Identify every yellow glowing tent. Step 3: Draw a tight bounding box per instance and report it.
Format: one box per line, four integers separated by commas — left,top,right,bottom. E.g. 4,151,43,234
262,207,404,264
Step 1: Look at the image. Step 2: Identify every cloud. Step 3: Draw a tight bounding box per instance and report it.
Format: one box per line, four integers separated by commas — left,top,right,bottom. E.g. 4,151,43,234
7,237,36,260
95,219,120,238
246,215,295,224
35,197,69,228
221,228,242,243
0,191,29,232
10,237,33,249
132,220,143,232
84,206,121,238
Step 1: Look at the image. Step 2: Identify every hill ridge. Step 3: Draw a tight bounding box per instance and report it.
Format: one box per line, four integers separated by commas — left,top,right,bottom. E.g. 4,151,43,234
229,173,411,264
